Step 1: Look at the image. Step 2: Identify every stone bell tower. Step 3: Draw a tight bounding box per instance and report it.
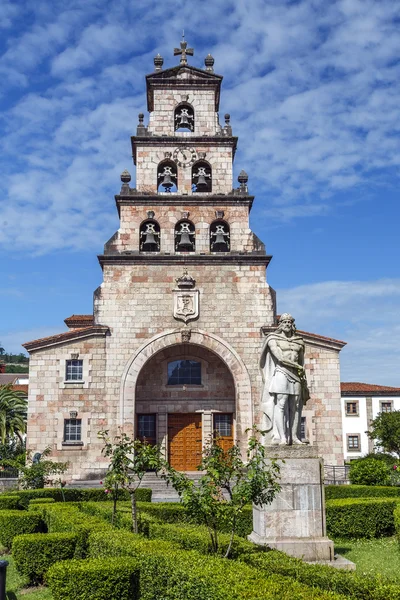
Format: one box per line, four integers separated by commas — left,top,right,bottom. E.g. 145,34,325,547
24,37,344,481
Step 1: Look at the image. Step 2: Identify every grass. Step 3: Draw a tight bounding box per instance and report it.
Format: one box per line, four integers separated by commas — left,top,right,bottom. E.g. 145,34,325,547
334,536,400,581
1,553,52,600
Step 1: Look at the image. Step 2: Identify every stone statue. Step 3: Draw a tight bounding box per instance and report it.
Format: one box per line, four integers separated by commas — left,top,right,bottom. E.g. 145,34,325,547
260,313,310,445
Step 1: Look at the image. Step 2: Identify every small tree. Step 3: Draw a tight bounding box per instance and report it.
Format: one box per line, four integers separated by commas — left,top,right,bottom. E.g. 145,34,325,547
1,447,69,489
367,411,400,458
98,429,162,533
162,427,281,558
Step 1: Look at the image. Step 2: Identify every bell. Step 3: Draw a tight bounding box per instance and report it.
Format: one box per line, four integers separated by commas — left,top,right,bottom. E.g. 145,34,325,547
178,232,193,248
214,231,226,245
142,232,157,247
160,173,173,191
179,110,189,125
196,174,207,187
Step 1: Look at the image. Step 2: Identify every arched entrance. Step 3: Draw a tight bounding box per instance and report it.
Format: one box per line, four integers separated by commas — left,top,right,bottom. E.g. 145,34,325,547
119,329,253,470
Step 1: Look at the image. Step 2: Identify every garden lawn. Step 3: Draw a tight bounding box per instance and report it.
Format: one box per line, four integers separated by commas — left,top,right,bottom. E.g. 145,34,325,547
333,536,400,581
2,553,53,600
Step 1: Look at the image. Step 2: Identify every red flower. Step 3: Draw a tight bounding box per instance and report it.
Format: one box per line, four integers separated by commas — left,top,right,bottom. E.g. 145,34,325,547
393,465,398,470
100,481,103,484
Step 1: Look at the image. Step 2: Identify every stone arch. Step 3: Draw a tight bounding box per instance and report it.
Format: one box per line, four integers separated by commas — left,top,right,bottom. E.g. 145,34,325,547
119,329,253,446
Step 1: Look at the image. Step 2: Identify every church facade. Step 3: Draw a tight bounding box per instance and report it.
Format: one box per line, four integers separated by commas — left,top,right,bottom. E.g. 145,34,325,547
24,41,345,481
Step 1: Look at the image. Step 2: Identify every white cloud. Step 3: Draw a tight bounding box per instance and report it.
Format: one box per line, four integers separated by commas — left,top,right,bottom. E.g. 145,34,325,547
278,278,400,386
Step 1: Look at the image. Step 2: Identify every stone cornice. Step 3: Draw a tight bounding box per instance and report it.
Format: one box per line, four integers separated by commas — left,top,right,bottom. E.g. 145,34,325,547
115,194,254,215
131,136,238,164
260,326,346,352
98,253,272,269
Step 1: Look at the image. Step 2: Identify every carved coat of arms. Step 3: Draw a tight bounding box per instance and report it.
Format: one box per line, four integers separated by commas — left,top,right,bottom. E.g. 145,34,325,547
173,269,199,324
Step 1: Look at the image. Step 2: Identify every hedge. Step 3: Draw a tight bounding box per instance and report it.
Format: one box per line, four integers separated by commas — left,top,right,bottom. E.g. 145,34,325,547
137,501,253,537
0,494,21,510
13,532,77,584
242,549,400,600
325,485,400,500
43,503,111,558
29,498,56,509
0,510,44,549
326,498,398,538
394,505,400,545
47,557,140,600
85,530,346,600
7,486,152,508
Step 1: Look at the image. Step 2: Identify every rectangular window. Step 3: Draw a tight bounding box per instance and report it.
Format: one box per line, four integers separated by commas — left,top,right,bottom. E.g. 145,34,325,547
346,401,358,416
64,419,82,442
347,435,360,451
214,414,232,437
380,401,393,413
65,359,83,381
137,414,156,446
167,360,201,385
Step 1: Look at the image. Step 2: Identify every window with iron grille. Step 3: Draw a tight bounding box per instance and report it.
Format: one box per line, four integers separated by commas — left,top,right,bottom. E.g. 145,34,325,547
346,401,358,416
64,419,82,442
65,359,83,381
214,414,232,437
380,401,393,413
137,415,156,444
347,435,360,450
167,360,201,385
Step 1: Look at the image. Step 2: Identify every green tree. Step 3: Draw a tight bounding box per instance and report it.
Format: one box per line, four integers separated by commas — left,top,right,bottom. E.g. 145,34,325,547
1,447,69,489
0,384,27,444
367,410,400,458
349,456,391,486
98,429,162,533
162,427,281,558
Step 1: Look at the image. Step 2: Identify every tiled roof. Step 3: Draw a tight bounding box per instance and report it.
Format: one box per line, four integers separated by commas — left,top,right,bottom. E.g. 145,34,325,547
0,373,28,385
12,384,28,395
341,382,400,396
64,314,94,328
23,325,109,351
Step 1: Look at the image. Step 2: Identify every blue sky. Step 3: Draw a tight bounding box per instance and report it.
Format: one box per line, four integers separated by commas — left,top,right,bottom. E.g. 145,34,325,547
0,0,399,385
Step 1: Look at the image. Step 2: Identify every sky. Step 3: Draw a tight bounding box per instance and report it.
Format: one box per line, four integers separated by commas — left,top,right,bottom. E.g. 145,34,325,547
0,0,399,385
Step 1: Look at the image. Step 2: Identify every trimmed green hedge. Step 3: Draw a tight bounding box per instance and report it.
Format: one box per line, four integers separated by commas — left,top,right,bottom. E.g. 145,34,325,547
325,485,400,500
0,494,21,510
326,498,398,538
0,510,44,549
85,530,346,600
43,503,111,558
7,486,152,508
394,505,400,545
29,498,56,510
47,557,140,600
13,532,77,584
137,501,253,537
242,549,400,600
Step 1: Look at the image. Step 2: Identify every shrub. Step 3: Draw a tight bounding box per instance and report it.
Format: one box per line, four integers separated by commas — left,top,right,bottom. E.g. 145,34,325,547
349,457,391,486
7,486,151,507
326,498,397,538
13,532,77,584
243,549,400,600
29,497,56,509
325,485,400,500
0,510,44,549
145,520,254,558
47,557,140,600
0,494,20,510
44,503,111,558
87,530,345,600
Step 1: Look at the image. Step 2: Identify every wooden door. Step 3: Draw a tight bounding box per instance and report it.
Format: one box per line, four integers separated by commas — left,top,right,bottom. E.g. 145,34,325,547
214,414,234,453
168,413,202,471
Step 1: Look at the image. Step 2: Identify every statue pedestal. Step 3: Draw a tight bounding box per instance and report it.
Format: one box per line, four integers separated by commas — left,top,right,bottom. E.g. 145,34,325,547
248,446,335,563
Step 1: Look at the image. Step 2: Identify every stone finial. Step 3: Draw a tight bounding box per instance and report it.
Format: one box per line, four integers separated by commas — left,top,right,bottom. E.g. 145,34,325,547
154,53,164,71
120,169,131,184
204,53,214,72
137,113,147,136
176,268,196,289
225,114,230,124
238,170,248,193
224,113,232,136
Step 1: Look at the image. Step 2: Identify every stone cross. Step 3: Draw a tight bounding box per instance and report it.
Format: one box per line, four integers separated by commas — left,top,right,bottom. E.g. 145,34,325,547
174,33,194,65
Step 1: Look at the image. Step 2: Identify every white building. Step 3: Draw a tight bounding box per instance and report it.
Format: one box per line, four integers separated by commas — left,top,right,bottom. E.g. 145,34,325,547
341,382,400,461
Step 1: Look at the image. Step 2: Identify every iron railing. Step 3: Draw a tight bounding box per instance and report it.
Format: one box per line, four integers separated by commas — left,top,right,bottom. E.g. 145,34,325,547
0,468,18,479
324,465,350,485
